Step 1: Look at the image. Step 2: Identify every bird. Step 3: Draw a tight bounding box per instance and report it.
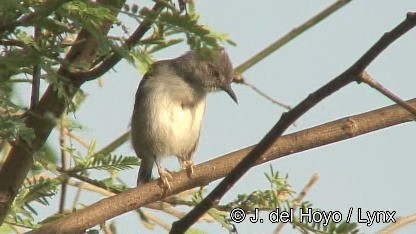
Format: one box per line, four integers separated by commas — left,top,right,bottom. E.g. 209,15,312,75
131,48,237,190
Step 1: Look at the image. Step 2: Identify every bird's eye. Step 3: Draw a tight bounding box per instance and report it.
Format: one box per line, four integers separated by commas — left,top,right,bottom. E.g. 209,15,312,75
207,64,220,77
210,68,219,77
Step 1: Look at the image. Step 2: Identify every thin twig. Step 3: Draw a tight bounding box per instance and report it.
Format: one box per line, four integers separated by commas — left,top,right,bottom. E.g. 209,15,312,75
274,173,319,234
71,180,84,210
138,209,172,231
170,12,416,234
103,223,115,234
91,131,130,157
67,179,114,197
242,79,291,110
10,225,24,234
359,71,416,118
58,116,69,214
377,213,416,233
30,27,41,108
9,78,32,83
65,171,123,194
64,129,91,149
233,0,352,75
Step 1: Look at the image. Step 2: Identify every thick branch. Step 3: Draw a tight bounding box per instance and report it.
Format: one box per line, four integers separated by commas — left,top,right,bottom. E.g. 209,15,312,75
170,12,416,233
29,98,416,234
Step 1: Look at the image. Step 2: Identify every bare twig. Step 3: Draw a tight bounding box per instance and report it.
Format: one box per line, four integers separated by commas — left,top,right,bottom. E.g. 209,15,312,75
138,209,171,231
67,179,114,197
71,181,85,210
274,174,320,234
240,78,291,110
292,174,320,207
58,116,69,214
359,71,416,118
64,129,91,149
170,12,416,234
230,1,353,118
231,0,351,109
233,0,352,74
377,213,416,233
91,131,130,157
9,78,32,83
30,27,41,108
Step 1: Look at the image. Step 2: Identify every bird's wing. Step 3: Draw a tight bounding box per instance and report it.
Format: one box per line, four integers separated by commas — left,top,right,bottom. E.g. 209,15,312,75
133,72,152,113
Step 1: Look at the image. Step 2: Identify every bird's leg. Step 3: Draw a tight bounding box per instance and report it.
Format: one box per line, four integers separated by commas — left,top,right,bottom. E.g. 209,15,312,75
154,160,172,191
178,157,194,178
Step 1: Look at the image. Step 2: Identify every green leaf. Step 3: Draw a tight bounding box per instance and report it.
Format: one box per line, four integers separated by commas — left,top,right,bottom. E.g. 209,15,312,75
11,176,60,222
0,115,35,143
36,18,75,33
155,11,234,50
84,154,140,172
185,228,208,234
4,214,40,229
61,0,117,29
131,49,154,74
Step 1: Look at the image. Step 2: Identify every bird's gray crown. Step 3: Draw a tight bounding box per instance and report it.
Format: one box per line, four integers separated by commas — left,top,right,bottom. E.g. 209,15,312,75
172,48,237,103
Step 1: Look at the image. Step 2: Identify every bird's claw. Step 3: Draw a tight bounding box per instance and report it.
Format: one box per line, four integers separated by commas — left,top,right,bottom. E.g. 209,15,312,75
158,169,173,191
182,160,194,177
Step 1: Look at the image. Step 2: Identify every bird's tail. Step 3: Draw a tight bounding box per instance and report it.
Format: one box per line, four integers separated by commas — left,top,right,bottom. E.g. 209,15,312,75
137,156,154,185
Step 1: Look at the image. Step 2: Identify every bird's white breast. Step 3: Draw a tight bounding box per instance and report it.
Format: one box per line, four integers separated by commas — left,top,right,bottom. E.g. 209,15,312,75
152,92,206,156
132,72,207,159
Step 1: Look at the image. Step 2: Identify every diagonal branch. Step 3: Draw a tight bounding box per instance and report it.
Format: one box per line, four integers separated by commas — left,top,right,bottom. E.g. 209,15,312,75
378,213,416,233
170,12,416,233
28,97,416,233
274,174,320,234
233,0,352,74
359,71,416,117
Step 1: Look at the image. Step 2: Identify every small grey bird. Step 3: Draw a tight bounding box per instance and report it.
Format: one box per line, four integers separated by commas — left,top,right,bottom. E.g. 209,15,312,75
131,49,237,189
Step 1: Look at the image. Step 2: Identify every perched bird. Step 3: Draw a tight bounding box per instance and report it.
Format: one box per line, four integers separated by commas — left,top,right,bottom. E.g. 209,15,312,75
131,49,237,189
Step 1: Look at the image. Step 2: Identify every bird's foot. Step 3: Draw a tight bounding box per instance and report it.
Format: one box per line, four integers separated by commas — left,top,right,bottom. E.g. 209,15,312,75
158,169,173,191
181,160,194,178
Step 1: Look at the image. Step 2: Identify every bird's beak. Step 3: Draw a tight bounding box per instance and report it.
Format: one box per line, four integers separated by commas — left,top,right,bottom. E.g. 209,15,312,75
221,84,238,104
